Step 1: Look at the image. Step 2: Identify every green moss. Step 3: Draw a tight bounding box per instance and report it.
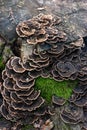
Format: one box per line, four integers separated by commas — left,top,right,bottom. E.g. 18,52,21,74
22,125,34,130
0,117,4,121
6,48,11,54
0,56,5,70
34,77,78,103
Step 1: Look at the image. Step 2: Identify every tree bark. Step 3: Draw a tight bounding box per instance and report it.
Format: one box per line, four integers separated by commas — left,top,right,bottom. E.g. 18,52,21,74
0,0,87,41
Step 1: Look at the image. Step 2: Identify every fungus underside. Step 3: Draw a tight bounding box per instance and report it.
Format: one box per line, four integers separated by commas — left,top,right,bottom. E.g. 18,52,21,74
34,77,78,103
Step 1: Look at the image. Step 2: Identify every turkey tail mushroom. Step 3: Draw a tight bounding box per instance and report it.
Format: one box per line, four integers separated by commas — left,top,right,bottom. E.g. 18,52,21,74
52,95,66,106
16,14,67,46
60,105,84,124
0,56,45,122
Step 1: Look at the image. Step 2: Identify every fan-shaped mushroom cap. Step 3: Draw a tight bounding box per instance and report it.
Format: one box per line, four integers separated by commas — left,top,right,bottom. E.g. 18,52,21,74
73,85,87,94
34,106,46,116
0,99,15,121
16,79,35,90
3,78,14,90
36,14,53,26
47,44,64,56
5,66,15,79
29,61,39,68
52,95,66,106
11,57,25,73
77,74,87,81
16,71,33,83
6,58,13,69
69,73,78,80
71,37,84,47
15,87,34,97
16,21,37,37
60,105,84,124
10,92,22,103
41,66,51,78
52,68,60,78
56,61,76,78
51,64,64,81
46,30,67,44
0,104,12,120
27,90,41,101
81,66,87,75
29,52,49,63
2,70,7,80
28,97,45,111
60,111,81,124
8,106,22,117
46,106,55,116
27,34,48,45
0,82,2,92
12,97,44,112
73,94,87,107
16,14,67,45
22,61,35,71
68,93,79,103
1,88,10,102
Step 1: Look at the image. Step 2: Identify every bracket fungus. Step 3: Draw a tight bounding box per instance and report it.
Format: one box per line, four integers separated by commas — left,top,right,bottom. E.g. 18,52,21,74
60,105,84,124
0,56,45,122
0,14,87,130
52,95,66,106
16,13,67,45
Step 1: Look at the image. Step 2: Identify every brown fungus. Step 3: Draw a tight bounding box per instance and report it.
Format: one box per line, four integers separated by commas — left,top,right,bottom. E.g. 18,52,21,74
47,44,64,57
16,14,67,45
60,111,81,124
56,61,77,78
1,13,87,128
0,56,45,122
73,93,87,107
60,105,84,124
1,46,87,128
33,106,46,116
11,57,25,73
73,85,87,94
68,93,79,103
52,95,66,106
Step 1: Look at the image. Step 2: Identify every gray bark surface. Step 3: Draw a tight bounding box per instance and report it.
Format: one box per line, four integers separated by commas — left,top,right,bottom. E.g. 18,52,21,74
0,0,87,41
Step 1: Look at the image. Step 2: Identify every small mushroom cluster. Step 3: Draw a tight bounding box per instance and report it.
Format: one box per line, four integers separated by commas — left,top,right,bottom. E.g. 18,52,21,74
16,13,67,45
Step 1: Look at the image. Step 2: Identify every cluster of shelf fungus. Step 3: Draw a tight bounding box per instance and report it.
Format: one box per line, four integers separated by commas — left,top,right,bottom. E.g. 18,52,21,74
0,14,87,129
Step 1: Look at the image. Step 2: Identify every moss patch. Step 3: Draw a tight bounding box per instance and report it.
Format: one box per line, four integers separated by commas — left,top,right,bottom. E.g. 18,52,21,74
22,125,34,130
34,77,78,103
0,56,5,70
